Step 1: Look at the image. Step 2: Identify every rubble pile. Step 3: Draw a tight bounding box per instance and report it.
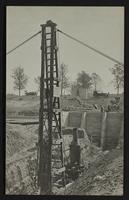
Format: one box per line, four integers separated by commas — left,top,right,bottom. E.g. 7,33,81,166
59,149,123,195
61,96,94,111
86,156,123,195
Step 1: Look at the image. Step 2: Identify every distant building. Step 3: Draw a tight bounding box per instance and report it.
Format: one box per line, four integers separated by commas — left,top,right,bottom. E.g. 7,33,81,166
71,85,93,99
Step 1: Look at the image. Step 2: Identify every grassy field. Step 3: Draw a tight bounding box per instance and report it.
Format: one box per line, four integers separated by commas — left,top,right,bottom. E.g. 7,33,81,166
6,93,124,118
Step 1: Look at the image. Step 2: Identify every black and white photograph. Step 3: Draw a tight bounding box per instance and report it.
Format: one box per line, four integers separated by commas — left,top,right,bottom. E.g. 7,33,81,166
6,6,124,195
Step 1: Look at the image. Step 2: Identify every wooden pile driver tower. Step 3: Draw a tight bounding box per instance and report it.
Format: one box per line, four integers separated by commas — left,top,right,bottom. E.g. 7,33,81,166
38,20,65,195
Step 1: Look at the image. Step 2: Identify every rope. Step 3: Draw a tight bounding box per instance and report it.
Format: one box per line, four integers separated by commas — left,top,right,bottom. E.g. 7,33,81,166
7,31,41,55
57,29,124,66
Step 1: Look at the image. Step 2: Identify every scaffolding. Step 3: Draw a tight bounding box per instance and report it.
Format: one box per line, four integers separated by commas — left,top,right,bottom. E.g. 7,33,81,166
38,20,65,195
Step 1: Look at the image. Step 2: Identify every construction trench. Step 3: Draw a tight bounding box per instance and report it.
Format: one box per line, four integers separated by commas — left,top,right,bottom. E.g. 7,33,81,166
6,20,124,195
6,110,123,195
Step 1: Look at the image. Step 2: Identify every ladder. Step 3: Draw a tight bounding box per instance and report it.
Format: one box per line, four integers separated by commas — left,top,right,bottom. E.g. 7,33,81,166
38,20,65,195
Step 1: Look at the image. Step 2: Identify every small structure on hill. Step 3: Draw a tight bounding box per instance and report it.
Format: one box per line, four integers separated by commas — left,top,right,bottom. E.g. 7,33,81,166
93,90,109,98
25,91,37,96
71,85,93,100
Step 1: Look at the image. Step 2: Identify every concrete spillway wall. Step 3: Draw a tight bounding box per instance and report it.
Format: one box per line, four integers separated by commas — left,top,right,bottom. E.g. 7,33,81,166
102,112,123,150
67,112,83,128
64,111,123,150
85,112,102,146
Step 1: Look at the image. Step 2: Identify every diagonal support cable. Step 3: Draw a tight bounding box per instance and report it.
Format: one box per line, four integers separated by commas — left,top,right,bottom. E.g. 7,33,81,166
57,29,124,66
7,31,41,55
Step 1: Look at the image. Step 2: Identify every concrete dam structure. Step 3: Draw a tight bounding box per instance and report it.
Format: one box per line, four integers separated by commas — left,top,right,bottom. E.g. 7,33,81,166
64,111,123,150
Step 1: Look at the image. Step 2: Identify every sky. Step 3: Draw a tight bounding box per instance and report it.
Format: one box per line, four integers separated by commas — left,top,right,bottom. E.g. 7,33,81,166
6,6,124,94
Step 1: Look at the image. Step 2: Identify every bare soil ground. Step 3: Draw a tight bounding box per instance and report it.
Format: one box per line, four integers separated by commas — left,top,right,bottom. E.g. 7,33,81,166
6,123,38,194
6,94,124,118
6,124,38,161
60,149,123,195
6,94,124,195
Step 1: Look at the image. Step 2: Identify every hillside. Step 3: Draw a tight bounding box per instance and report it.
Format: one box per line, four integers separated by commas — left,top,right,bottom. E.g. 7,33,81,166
6,124,38,160
59,149,123,195
6,94,124,118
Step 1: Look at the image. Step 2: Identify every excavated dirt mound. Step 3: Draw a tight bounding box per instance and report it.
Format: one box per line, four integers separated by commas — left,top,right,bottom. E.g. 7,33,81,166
60,149,123,195
61,96,94,111
6,124,38,194
86,155,123,195
6,124,38,160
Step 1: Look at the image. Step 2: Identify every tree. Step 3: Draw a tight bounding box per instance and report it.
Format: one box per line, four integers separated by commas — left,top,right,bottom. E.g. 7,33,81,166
91,73,102,92
12,66,28,96
34,76,40,92
59,63,70,95
110,64,124,95
77,71,92,89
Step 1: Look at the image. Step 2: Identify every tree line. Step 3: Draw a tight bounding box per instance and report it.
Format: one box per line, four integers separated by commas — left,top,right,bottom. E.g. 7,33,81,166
11,63,124,96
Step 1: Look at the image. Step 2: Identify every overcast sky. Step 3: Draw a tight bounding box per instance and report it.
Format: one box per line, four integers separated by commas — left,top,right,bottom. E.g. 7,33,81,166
6,6,124,94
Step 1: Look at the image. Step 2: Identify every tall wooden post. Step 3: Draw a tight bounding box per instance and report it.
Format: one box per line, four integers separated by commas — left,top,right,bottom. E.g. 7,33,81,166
38,20,65,195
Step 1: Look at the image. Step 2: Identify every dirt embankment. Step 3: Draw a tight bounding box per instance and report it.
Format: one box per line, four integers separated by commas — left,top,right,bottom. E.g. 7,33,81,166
60,149,123,195
6,124,38,194
6,94,124,119
6,95,123,195
6,122,123,195
6,124,38,160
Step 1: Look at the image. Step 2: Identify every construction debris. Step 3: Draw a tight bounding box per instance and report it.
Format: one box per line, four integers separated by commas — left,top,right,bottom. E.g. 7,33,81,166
59,149,123,195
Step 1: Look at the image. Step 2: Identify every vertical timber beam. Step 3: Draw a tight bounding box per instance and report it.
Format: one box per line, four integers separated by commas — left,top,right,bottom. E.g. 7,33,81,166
47,22,55,194
38,20,59,195
38,24,45,194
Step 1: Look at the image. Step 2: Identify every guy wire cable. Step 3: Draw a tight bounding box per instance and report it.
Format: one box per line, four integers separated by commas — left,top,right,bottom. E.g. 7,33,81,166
57,29,124,66
7,31,41,55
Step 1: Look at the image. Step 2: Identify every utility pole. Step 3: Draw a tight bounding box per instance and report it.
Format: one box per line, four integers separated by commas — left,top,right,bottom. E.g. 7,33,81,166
38,20,65,195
